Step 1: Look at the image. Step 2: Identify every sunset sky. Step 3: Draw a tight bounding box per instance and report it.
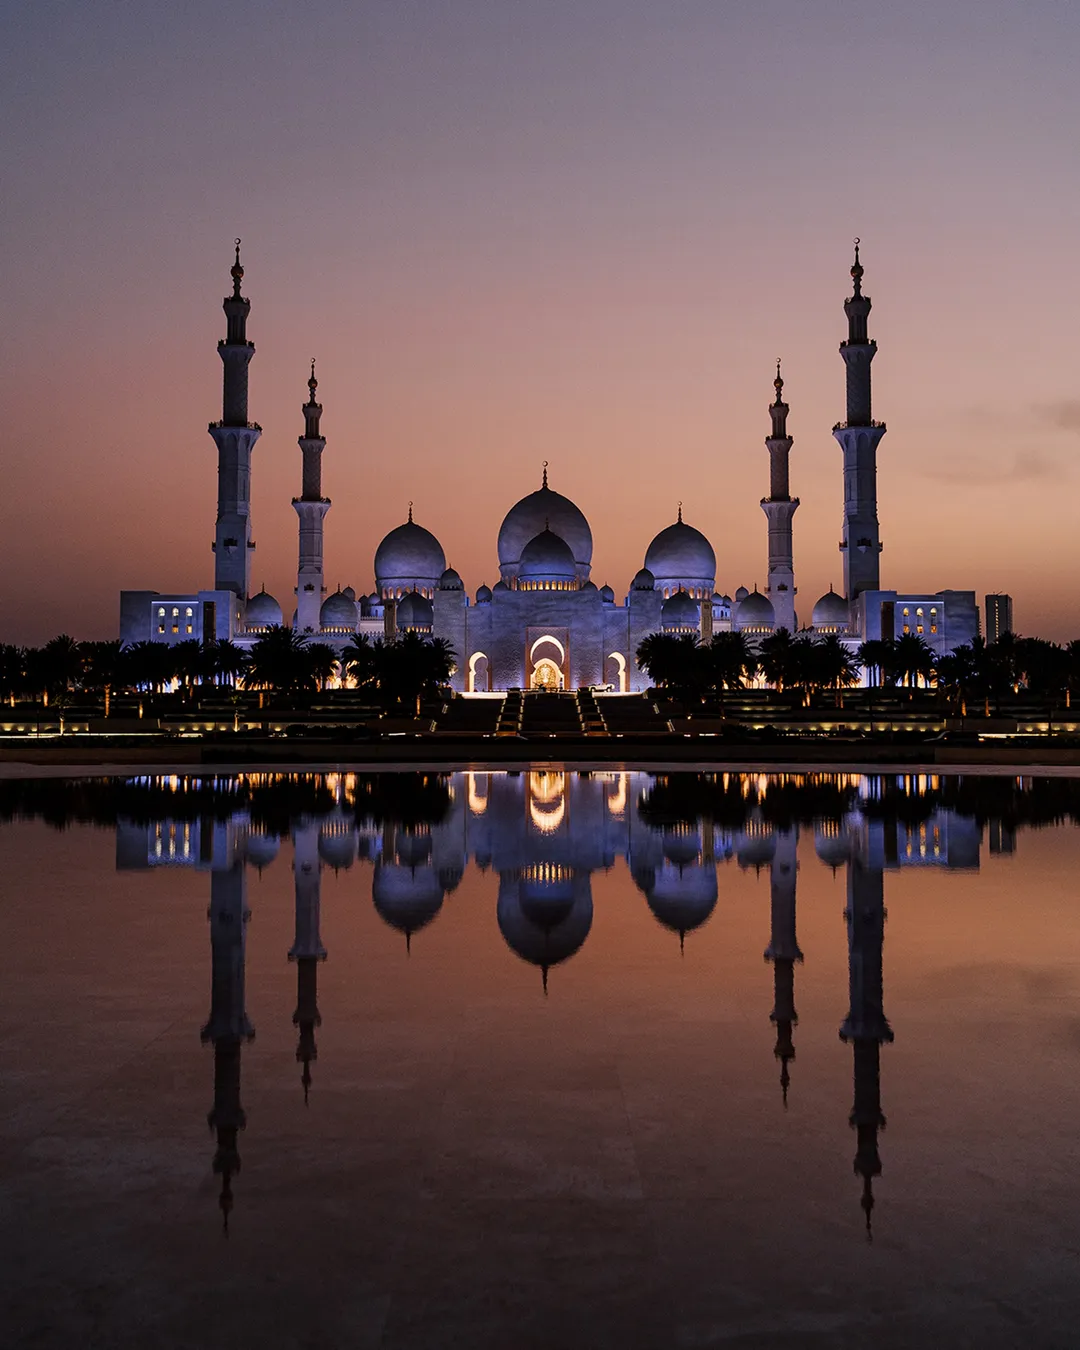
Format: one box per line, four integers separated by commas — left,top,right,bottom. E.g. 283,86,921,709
2,0,1079,644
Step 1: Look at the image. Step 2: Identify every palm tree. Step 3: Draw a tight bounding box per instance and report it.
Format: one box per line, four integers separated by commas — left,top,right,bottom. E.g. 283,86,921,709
857,638,893,689
706,631,757,709
122,641,177,696
758,628,799,694
205,639,248,689
341,635,377,693
0,644,26,707
891,633,936,696
809,634,860,707
636,633,707,705
245,626,312,699
81,639,124,716
305,642,339,694
378,631,457,714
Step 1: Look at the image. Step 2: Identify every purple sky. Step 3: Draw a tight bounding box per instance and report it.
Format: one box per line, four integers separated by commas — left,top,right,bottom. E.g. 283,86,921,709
2,0,1079,642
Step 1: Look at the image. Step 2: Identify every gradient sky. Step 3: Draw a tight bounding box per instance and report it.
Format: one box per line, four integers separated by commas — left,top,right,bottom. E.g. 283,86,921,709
2,0,1079,644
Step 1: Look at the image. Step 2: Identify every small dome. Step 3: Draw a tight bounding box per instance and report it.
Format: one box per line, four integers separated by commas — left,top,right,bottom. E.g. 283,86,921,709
245,589,282,629
737,828,777,868
396,590,434,631
342,585,356,601
644,864,718,938
600,584,615,603
721,594,733,606
735,586,749,602
581,580,598,593
438,567,464,591
645,517,716,588
318,826,358,871
373,864,444,937
519,529,577,581
493,580,509,593
661,590,700,630
362,591,383,617
734,590,775,630
498,480,592,574
476,584,492,604
374,514,446,590
244,831,280,869
320,590,357,631
631,567,656,591
815,825,855,869
812,588,849,629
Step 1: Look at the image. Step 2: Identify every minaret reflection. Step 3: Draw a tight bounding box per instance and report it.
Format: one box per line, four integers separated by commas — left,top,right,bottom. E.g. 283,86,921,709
200,856,254,1232
763,828,801,1106
290,819,327,1103
839,849,893,1239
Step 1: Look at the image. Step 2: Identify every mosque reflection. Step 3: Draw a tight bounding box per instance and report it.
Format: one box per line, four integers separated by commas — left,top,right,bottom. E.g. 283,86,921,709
27,768,1063,1235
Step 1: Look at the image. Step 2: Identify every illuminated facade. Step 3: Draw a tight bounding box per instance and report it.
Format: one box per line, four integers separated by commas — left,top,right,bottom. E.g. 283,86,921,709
119,244,981,684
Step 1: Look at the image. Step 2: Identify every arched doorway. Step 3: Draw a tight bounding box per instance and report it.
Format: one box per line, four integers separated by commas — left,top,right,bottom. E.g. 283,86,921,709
604,652,628,693
531,658,563,691
468,652,490,693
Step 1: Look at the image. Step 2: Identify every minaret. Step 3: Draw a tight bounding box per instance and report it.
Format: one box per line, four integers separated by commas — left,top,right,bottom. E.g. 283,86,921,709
839,853,894,1238
761,362,799,633
289,820,327,1102
763,827,801,1104
200,861,254,1231
293,361,330,633
833,240,886,600
209,240,261,601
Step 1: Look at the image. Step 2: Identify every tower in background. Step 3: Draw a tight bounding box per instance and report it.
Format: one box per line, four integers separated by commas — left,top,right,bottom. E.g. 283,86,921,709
834,241,886,601
293,362,330,634
761,361,799,632
985,594,1013,643
209,241,260,599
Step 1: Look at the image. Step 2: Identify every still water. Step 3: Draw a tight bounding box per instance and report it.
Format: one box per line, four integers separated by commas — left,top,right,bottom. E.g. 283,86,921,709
3,769,1080,1349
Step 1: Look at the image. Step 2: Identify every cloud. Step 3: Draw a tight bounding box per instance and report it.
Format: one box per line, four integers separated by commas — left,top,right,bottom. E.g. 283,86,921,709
1037,400,1080,434
920,448,1061,485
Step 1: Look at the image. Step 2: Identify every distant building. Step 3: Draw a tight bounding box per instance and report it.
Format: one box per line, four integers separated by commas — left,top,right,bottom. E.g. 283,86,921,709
120,241,983,686
985,594,1014,643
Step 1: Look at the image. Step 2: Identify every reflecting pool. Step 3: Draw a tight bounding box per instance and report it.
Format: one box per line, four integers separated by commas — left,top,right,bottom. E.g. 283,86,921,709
3,770,1080,1348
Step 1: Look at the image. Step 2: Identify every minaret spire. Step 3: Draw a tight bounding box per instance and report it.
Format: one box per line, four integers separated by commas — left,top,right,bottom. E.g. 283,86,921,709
839,852,894,1240
289,820,327,1103
833,239,886,602
292,362,330,633
201,860,254,1232
764,828,801,1105
209,240,261,607
760,360,799,632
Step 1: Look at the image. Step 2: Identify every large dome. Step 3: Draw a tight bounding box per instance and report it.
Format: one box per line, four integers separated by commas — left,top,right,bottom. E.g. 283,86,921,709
374,511,446,595
661,589,700,631
396,590,434,631
498,473,592,581
644,515,716,594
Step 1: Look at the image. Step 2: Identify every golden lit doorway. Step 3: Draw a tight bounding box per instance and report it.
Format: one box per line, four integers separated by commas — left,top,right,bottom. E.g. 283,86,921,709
531,658,563,691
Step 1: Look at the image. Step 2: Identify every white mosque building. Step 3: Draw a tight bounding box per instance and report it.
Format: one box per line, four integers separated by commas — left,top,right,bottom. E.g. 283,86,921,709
120,241,979,691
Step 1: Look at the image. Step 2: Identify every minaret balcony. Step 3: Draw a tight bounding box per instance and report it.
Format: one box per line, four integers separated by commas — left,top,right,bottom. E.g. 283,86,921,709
832,420,887,431
209,420,262,432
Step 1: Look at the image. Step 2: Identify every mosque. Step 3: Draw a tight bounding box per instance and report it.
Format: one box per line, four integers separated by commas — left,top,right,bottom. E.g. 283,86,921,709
120,242,979,690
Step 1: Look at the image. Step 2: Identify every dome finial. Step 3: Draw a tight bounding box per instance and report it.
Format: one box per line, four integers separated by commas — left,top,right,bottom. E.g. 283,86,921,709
677,501,683,524
542,460,548,489
774,358,784,399
308,358,317,401
231,238,244,297
408,501,413,524
851,236,864,296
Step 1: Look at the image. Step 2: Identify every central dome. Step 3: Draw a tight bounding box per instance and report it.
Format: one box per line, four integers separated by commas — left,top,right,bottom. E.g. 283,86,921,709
518,529,577,585
498,472,592,583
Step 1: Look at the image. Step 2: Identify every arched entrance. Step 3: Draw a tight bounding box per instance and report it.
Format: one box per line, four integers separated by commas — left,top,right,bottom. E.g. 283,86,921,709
531,658,563,691
604,651,628,693
468,652,490,693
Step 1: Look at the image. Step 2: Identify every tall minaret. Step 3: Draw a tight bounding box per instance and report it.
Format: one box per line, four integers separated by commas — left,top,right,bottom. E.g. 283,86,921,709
209,240,261,601
839,853,894,1238
293,362,330,634
764,827,801,1105
833,240,886,601
200,860,254,1231
289,819,327,1102
761,361,799,633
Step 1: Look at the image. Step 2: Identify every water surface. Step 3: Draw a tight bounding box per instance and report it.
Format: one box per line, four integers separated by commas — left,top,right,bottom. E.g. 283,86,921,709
3,770,1080,1348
